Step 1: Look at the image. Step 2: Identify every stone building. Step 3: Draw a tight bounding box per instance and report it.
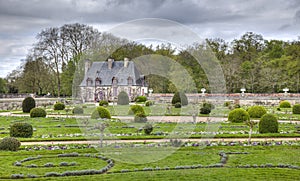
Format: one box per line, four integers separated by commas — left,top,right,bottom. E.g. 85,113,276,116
80,58,148,102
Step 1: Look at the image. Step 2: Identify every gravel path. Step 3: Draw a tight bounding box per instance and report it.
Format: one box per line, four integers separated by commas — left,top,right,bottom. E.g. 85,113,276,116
0,112,299,124
21,137,300,146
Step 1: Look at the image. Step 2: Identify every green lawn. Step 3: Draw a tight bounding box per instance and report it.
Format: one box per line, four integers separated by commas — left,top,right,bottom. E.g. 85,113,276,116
0,116,299,141
0,145,299,180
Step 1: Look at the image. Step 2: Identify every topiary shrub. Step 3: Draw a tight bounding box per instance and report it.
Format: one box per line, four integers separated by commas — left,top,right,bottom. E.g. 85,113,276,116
292,104,300,114
200,107,211,114
22,97,36,113
247,106,267,118
91,106,111,119
54,102,65,110
99,100,109,106
200,102,214,114
30,108,47,118
145,101,154,107
10,123,33,138
135,96,147,102
279,101,291,108
171,92,188,106
259,114,278,133
72,107,84,114
134,112,147,123
144,124,153,135
228,108,250,123
117,91,129,105
202,102,215,109
224,101,231,107
129,105,145,115
174,102,181,108
0,137,21,151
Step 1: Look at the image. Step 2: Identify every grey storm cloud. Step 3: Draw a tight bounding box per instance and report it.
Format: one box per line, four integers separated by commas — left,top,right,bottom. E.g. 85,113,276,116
1,0,300,77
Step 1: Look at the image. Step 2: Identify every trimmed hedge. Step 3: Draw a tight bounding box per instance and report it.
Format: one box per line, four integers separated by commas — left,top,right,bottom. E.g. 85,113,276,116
99,100,109,106
279,101,291,108
129,105,145,115
259,114,278,133
54,102,65,110
228,108,250,123
117,91,129,105
135,96,147,102
247,106,267,118
171,92,188,106
22,97,36,113
91,106,111,119
292,104,300,114
72,107,84,114
0,137,21,151
30,108,47,118
10,122,33,138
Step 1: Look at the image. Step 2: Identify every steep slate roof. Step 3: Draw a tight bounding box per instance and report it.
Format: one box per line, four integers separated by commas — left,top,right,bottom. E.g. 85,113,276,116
80,61,144,87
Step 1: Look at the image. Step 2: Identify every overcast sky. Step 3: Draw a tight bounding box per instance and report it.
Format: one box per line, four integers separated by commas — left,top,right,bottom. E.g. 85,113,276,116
1,0,300,78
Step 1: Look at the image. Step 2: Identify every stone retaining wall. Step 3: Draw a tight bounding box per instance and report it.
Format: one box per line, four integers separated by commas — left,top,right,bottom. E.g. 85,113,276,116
0,98,58,111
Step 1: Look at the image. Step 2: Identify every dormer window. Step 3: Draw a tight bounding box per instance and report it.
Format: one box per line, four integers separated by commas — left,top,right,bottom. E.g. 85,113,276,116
127,77,133,86
86,78,93,86
112,77,118,86
95,77,101,86
96,70,100,77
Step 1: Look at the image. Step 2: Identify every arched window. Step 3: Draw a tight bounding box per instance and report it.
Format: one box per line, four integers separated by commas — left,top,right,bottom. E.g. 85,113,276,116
95,77,101,86
127,77,133,86
86,78,93,86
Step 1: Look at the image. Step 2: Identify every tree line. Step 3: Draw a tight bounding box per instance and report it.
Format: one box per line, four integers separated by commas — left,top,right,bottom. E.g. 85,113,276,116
1,23,300,96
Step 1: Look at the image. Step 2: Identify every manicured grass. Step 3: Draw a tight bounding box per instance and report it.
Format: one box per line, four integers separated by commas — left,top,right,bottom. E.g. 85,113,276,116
38,168,299,181
0,116,299,141
0,145,299,180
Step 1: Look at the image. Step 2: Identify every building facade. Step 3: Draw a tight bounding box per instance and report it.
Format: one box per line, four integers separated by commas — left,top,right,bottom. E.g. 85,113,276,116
80,58,148,102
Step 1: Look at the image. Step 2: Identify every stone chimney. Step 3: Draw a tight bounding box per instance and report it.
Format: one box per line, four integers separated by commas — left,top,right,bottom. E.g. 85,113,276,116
84,59,91,75
108,58,114,69
124,57,129,67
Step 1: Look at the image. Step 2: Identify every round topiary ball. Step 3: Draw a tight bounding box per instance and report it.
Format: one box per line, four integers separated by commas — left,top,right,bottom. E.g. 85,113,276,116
171,92,188,106
117,91,130,105
143,124,153,135
22,97,36,113
0,137,21,151
91,106,111,119
200,107,211,114
135,96,147,102
279,101,291,108
247,105,267,118
30,108,47,118
129,105,145,115
54,102,65,110
228,108,250,123
145,101,154,107
292,104,300,114
259,114,278,133
72,107,84,114
10,123,33,138
99,100,109,106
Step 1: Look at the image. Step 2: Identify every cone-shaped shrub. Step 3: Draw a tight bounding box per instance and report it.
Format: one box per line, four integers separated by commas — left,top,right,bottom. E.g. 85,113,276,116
22,97,36,113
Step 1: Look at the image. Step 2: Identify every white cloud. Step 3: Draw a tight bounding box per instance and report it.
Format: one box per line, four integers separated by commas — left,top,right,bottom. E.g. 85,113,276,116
1,0,300,77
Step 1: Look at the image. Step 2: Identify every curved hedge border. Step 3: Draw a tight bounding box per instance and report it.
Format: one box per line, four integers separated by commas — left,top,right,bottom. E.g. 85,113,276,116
11,153,114,179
